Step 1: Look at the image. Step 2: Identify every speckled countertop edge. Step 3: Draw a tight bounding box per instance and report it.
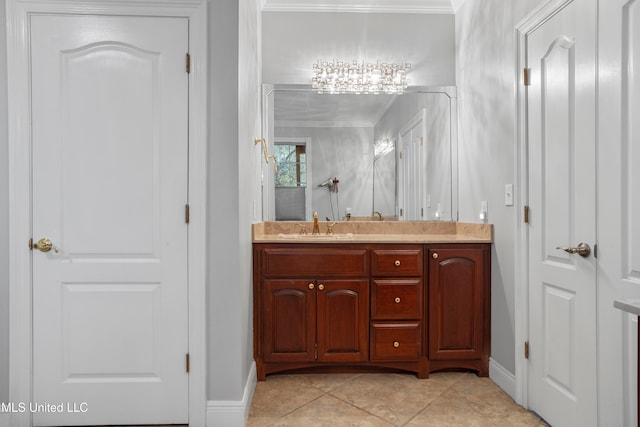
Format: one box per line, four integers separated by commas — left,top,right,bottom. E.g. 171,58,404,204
252,221,493,244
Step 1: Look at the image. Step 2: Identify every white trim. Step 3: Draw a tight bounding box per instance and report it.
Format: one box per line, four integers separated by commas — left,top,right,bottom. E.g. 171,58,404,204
489,358,517,401
206,362,257,427
261,0,453,14
6,1,208,426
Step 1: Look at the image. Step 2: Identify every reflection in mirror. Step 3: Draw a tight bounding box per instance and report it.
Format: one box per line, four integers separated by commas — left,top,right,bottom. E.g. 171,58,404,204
261,85,457,222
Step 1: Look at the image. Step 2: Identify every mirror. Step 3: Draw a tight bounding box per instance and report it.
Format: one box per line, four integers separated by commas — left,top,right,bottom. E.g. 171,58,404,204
261,85,457,222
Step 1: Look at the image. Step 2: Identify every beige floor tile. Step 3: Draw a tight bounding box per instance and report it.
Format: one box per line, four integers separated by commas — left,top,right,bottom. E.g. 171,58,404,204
328,372,464,426
269,394,394,427
247,374,324,419
248,372,547,427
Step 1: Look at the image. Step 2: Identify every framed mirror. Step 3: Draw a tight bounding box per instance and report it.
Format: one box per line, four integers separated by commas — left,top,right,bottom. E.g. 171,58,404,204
261,84,458,222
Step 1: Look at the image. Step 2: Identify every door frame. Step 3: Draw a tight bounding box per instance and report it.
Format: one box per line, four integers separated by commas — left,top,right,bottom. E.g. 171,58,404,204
6,1,208,425
513,0,585,410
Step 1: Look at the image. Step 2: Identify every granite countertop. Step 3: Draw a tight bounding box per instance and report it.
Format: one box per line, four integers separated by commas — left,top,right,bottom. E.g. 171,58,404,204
614,299,640,316
252,221,493,244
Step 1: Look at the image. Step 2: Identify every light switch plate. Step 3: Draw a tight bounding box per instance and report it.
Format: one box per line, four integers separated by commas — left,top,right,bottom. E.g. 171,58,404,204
504,184,514,206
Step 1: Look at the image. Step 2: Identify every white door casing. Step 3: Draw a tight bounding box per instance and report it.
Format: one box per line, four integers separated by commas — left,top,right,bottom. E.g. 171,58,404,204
524,0,598,425
6,1,208,426
31,14,188,425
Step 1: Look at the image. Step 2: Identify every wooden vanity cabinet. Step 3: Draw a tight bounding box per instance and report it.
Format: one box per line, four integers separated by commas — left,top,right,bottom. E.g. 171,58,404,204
253,242,491,380
369,245,427,377
427,244,491,376
255,245,369,379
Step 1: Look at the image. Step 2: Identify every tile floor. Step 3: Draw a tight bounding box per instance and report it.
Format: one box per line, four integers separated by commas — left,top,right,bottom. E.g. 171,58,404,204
247,372,549,426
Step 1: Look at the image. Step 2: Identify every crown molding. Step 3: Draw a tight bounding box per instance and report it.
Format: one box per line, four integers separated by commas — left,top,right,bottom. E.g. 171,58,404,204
262,0,454,14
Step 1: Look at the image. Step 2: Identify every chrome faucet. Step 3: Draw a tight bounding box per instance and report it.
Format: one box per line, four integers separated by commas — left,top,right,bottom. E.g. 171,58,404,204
373,211,383,221
312,212,320,235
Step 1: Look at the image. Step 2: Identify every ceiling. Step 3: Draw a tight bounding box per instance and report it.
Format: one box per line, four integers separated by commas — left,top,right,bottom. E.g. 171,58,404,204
261,0,463,14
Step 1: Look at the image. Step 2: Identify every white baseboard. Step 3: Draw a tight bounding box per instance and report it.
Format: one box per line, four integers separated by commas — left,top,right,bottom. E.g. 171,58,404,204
489,357,516,401
206,361,257,427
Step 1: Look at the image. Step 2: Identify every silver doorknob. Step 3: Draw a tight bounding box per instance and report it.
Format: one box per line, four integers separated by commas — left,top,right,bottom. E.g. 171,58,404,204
556,242,591,258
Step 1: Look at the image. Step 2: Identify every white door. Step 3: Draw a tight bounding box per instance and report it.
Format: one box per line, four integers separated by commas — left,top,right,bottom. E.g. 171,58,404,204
31,15,189,426
526,0,598,425
398,110,427,221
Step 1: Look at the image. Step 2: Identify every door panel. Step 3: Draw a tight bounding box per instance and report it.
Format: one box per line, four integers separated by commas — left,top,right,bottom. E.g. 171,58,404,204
31,14,189,426
317,280,369,362
263,279,316,362
527,0,597,425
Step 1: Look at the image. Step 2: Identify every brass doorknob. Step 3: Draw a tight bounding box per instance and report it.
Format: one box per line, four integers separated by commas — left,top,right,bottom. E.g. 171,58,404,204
394,260,401,266
32,238,59,253
308,283,315,290
393,341,400,348
432,253,439,259
394,297,401,304
318,284,325,291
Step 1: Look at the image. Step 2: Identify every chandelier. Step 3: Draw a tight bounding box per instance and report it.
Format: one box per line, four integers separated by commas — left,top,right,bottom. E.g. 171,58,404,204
312,60,410,94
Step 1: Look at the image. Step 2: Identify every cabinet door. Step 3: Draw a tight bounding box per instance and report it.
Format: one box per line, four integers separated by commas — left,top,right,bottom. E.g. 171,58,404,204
317,279,369,362
428,248,486,360
263,279,316,362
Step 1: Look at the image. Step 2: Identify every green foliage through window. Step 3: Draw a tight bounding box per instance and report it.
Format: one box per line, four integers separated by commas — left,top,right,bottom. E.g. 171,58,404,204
275,144,306,187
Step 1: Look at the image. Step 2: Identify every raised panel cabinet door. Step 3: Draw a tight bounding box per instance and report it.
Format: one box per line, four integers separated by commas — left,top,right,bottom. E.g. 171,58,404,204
263,279,316,362
317,279,369,362
428,247,486,360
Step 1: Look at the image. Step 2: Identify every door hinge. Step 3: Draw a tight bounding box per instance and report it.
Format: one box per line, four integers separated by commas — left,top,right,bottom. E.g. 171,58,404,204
186,353,190,373
28,238,33,250
523,67,531,86
421,207,424,217
524,205,529,223
400,208,403,217
186,53,191,74
524,341,529,359
185,204,190,224
594,243,598,258
314,344,318,360
399,151,403,159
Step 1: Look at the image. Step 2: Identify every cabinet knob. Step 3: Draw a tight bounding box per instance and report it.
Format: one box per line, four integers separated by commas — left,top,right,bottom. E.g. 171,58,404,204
393,341,400,348
318,284,325,291
308,283,315,290
432,253,439,259
394,260,401,266
394,297,401,304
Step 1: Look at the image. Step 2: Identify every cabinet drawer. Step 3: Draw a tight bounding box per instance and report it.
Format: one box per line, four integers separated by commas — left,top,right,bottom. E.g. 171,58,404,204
371,279,422,320
370,322,422,361
262,246,369,277
371,246,423,277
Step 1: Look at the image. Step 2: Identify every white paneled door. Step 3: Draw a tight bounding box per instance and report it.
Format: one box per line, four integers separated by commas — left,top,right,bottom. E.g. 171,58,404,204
526,0,597,425
30,15,189,426
398,109,427,221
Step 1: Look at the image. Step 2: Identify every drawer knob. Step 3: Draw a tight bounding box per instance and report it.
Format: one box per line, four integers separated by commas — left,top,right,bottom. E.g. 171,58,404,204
394,260,401,266
394,297,401,304
318,284,325,291
432,253,439,259
308,283,314,290
393,341,400,348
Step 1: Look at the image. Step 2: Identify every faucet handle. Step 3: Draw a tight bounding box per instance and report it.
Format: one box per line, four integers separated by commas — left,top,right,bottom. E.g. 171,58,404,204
326,223,336,235
297,224,307,235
